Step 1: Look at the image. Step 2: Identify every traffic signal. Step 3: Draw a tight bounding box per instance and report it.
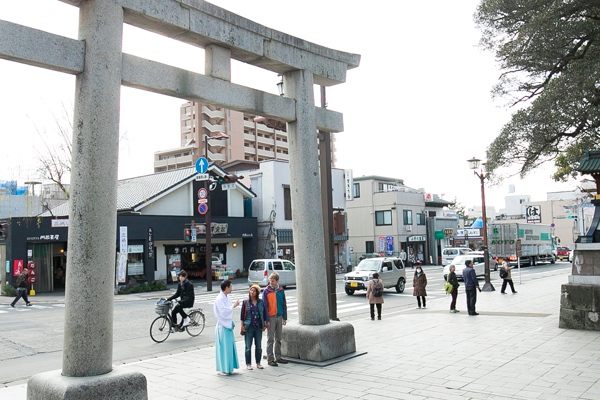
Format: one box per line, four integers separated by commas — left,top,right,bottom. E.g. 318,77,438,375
0,223,7,240
568,215,578,221
184,228,192,242
217,174,243,184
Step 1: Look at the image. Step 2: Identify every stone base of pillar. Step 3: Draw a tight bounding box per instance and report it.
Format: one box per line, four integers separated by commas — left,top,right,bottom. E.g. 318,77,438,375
559,283,600,331
281,320,356,363
27,367,147,400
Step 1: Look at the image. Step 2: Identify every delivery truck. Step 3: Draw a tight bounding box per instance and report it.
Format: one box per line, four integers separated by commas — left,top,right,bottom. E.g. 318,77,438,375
488,223,557,266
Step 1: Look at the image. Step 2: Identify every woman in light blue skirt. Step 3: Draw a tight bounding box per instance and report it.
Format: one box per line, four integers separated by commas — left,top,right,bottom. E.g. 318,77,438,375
213,280,240,375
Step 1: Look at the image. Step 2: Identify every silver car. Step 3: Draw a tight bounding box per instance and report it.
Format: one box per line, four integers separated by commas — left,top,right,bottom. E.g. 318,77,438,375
247,259,296,288
442,254,486,280
343,257,406,295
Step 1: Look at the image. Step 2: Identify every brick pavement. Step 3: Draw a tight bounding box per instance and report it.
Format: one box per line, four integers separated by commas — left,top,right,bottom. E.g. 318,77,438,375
2,267,600,399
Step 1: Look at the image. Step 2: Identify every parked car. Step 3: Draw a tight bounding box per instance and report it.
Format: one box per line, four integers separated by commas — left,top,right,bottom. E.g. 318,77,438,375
343,257,406,295
247,259,296,288
557,247,570,261
442,253,486,280
441,247,472,266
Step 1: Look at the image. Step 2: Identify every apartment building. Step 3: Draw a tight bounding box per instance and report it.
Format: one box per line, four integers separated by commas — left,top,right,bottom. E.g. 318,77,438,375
156,102,324,172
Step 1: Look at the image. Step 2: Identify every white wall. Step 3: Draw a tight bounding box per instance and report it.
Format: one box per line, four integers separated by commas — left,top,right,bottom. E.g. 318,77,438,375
141,184,191,216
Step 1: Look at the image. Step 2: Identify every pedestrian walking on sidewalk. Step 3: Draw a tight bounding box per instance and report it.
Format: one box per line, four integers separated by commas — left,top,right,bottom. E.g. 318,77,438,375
165,270,194,330
241,284,268,370
413,267,427,309
213,280,240,375
263,272,288,367
448,264,460,313
463,260,480,315
500,261,517,294
400,249,407,265
10,268,31,307
366,273,384,320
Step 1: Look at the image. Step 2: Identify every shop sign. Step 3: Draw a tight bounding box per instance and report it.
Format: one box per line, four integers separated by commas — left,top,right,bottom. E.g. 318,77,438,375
378,237,385,253
194,223,228,235
408,235,426,242
277,248,283,256
443,228,454,236
26,234,61,241
51,219,69,227
119,226,128,254
14,260,24,276
435,231,445,240
242,233,253,238
165,244,225,255
6,261,9,273
344,169,353,201
116,253,127,283
457,229,480,237
148,227,154,259
127,245,144,253
386,236,393,256
526,205,541,223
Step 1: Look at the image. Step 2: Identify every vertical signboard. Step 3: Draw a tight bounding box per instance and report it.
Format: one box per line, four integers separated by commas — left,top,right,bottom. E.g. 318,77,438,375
13,260,23,276
147,227,154,259
378,236,385,256
344,169,353,201
119,226,128,254
386,236,394,256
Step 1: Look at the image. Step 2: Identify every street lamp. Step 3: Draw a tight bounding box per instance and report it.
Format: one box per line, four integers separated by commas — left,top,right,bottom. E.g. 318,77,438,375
204,132,229,292
467,157,495,291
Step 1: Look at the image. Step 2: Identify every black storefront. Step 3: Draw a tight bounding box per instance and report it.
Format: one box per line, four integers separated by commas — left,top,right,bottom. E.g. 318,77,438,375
0,214,257,293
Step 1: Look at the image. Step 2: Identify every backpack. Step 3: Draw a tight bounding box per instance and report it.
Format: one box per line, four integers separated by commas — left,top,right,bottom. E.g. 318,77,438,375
499,268,508,279
373,281,383,297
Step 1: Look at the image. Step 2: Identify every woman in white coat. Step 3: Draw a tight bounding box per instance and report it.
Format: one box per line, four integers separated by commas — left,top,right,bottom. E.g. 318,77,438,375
213,280,240,375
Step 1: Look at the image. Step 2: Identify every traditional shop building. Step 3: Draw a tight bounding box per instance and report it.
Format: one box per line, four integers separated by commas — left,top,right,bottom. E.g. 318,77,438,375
0,166,257,292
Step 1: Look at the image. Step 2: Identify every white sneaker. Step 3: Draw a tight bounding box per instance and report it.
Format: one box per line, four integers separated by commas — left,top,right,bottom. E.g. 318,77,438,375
182,317,191,327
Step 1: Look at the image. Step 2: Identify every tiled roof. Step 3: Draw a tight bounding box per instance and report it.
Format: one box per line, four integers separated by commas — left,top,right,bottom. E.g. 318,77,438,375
41,166,255,217
577,150,600,174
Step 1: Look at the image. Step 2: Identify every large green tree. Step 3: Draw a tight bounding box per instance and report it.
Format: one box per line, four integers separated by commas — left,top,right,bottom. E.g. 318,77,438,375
475,0,600,183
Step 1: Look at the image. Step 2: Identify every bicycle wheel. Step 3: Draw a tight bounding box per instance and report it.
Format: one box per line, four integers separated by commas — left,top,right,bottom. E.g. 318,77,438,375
150,315,172,343
186,311,205,337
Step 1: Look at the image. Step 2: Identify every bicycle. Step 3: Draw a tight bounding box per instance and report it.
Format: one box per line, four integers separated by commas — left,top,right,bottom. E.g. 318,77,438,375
150,299,206,343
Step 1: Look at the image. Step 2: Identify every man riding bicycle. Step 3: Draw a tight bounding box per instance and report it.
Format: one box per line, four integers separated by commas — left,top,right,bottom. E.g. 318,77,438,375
165,270,195,331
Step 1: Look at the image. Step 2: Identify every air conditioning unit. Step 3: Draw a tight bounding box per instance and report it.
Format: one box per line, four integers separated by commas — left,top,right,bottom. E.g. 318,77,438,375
406,225,412,232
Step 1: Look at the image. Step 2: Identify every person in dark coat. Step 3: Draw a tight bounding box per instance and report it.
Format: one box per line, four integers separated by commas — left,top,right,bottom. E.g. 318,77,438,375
448,264,460,313
166,270,195,329
10,268,31,307
463,260,480,315
413,267,427,309
366,273,384,320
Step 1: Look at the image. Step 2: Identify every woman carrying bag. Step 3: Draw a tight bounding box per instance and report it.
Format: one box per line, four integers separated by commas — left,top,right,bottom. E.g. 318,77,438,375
447,264,460,313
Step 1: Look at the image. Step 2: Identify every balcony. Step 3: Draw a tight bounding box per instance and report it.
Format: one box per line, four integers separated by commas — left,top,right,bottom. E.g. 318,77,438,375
201,106,225,120
154,154,194,168
207,149,226,162
243,120,255,129
201,120,225,133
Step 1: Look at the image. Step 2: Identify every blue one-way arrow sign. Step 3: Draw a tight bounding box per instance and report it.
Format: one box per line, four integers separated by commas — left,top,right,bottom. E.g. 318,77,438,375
195,157,208,174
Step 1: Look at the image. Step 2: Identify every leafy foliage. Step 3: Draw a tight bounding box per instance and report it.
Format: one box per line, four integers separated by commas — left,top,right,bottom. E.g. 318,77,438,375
119,281,167,295
475,0,600,181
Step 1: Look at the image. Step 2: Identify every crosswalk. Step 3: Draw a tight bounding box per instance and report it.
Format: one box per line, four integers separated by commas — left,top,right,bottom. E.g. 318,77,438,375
194,292,369,317
0,304,64,313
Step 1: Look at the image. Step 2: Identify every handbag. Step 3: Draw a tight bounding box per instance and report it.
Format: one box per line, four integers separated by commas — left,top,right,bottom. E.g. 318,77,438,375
444,275,453,294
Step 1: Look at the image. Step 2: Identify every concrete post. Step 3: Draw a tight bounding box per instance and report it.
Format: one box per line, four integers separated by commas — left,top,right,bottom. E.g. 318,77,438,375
284,69,329,326
205,44,231,81
27,0,147,397
62,0,123,377
281,70,356,363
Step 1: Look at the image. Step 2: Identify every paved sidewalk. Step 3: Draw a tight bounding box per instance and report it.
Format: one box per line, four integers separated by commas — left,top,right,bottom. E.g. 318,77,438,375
4,267,600,399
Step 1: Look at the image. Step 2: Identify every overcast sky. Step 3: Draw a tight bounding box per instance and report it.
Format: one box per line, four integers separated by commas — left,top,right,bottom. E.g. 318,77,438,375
0,0,581,211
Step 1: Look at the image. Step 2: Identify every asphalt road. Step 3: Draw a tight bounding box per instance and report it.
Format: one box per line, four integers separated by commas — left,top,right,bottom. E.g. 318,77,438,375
0,261,571,385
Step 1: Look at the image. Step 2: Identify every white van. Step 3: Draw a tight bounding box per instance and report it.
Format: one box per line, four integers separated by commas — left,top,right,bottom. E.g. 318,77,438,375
441,247,471,266
247,259,296,288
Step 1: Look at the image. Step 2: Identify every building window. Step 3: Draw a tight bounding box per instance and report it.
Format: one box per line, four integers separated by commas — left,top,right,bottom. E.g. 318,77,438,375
353,183,360,198
284,187,292,220
417,213,425,225
228,121,231,131
366,241,374,253
403,210,412,225
375,210,392,226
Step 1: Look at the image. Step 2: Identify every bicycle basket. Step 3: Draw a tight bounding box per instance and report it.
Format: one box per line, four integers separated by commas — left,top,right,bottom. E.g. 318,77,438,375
155,302,170,315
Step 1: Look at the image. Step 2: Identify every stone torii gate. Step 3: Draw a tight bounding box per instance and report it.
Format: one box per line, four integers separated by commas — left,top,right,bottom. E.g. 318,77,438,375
0,0,359,398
